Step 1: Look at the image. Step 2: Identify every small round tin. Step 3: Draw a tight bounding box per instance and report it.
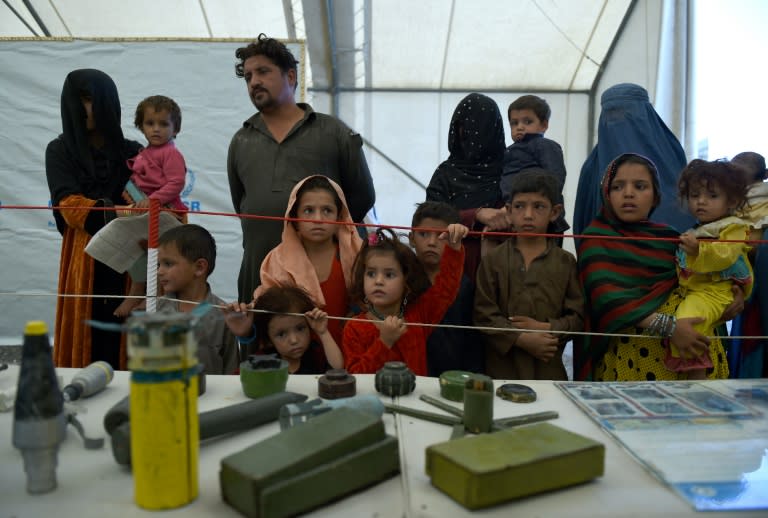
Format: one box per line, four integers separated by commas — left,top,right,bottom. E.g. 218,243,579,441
496,383,537,403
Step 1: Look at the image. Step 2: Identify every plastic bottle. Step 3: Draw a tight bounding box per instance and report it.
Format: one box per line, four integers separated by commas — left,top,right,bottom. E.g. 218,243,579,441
12,321,66,493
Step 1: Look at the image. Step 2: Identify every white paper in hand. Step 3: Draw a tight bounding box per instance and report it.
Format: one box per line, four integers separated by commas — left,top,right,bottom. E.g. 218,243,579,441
85,212,182,273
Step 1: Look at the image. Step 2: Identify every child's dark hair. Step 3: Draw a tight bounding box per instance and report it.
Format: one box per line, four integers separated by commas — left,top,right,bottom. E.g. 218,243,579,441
605,153,662,214
253,285,314,350
289,176,343,222
235,33,299,81
508,95,551,123
505,170,561,205
134,95,182,134
731,151,767,183
349,228,430,307
411,201,460,228
678,159,749,211
158,224,216,276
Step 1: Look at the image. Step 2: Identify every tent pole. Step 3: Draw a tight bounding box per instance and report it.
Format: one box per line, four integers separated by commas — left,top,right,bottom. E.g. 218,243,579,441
326,0,339,118
586,0,638,152
22,0,49,36
3,0,41,36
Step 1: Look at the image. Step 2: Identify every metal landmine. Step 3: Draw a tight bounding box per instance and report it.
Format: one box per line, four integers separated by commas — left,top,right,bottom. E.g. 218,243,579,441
496,383,537,403
240,354,289,399
374,361,416,397
220,407,400,518
463,375,494,434
62,360,114,402
127,310,199,509
439,370,472,401
317,368,356,399
12,321,66,494
279,395,384,430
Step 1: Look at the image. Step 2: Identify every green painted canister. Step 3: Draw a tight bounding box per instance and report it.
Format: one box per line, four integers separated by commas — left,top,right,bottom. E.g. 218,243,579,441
463,375,494,434
439,370,472,401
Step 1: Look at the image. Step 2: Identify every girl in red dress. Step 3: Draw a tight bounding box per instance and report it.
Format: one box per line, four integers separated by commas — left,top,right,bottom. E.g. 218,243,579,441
342,225,467,375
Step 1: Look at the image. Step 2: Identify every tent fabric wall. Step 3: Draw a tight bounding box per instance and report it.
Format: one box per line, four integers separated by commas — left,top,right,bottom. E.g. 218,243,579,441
0,39,278,343
0,2,669,344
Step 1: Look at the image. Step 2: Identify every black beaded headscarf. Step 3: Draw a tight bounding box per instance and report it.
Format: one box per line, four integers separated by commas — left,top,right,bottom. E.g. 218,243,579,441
426,93,506,210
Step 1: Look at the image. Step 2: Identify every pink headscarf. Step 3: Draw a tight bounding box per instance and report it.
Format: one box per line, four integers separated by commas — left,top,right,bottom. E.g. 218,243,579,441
255,175,363,306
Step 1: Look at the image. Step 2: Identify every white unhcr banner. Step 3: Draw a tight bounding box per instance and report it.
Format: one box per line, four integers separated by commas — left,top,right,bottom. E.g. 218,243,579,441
0,38,306,344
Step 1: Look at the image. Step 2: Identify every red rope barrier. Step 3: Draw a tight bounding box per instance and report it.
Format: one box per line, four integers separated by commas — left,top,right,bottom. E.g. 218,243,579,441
2,203,767,244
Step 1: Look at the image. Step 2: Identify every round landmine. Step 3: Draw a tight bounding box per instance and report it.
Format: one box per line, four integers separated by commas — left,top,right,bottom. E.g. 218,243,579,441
496,383,537,403
318,368,356,399
375,361,416,397
439,370,473,401
239,354,289,399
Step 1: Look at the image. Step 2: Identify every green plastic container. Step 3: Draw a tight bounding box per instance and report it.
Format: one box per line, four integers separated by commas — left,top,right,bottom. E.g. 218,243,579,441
240,355,289,399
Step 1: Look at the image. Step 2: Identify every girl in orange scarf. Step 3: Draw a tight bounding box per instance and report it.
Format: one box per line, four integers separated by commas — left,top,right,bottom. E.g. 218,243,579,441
255,176,362,349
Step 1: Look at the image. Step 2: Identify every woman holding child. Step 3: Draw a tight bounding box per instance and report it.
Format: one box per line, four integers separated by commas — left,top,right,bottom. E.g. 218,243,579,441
577,153,739,382
46,69,142,369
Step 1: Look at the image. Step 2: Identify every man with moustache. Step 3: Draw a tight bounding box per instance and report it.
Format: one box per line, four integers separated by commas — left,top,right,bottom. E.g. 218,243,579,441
228,34,375,300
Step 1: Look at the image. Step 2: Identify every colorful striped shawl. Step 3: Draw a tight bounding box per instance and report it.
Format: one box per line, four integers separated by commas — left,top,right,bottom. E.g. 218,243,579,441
576,210,679,380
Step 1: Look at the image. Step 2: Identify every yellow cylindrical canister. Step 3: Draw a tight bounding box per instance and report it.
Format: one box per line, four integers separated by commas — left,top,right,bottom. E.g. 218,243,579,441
127,312,199,509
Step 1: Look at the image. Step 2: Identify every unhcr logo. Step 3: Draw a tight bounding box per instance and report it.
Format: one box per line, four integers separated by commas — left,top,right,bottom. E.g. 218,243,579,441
181,169,201,212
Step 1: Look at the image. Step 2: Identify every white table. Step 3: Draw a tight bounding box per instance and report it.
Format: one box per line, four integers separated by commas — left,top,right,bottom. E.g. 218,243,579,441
0,366,765,517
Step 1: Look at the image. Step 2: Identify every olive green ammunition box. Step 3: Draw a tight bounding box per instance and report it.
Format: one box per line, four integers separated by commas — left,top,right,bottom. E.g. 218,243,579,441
425,422,604,509
261,435,399,517
220,407,399,517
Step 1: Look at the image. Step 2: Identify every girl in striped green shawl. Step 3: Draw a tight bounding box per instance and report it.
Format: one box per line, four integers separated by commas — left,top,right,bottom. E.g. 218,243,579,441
576,153,731,381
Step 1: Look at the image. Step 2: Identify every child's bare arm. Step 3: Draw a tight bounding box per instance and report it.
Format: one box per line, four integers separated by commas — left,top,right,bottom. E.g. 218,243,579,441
223,301,255,337
509,315,550,331
475,208,509,231
305,308,344,369
515,332,559,362
679,231,699,257
373,316,407,348
439,223,470,251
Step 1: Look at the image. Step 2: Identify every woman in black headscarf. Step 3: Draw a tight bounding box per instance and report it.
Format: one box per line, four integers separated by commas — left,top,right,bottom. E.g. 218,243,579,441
426,93,508,280
46,69,142,369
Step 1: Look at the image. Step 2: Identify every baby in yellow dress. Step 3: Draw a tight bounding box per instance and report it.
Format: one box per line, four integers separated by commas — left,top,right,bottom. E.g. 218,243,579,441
670,159,753,379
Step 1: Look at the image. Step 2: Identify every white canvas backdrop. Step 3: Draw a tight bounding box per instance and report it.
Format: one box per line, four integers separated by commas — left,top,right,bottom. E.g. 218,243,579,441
0,38,307,344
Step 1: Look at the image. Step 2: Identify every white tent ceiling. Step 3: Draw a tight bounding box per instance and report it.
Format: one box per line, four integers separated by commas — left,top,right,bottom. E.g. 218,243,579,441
1,0,633,92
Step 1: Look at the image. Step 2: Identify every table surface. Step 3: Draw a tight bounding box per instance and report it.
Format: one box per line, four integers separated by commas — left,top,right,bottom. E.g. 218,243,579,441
0,365,765,518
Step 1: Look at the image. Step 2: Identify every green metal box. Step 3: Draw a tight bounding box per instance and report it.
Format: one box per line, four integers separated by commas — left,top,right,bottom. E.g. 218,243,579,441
425,422,604,509
220,407,399,517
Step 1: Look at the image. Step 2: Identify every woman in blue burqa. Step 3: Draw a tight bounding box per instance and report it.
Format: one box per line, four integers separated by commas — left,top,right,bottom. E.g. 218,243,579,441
573,83,694,244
